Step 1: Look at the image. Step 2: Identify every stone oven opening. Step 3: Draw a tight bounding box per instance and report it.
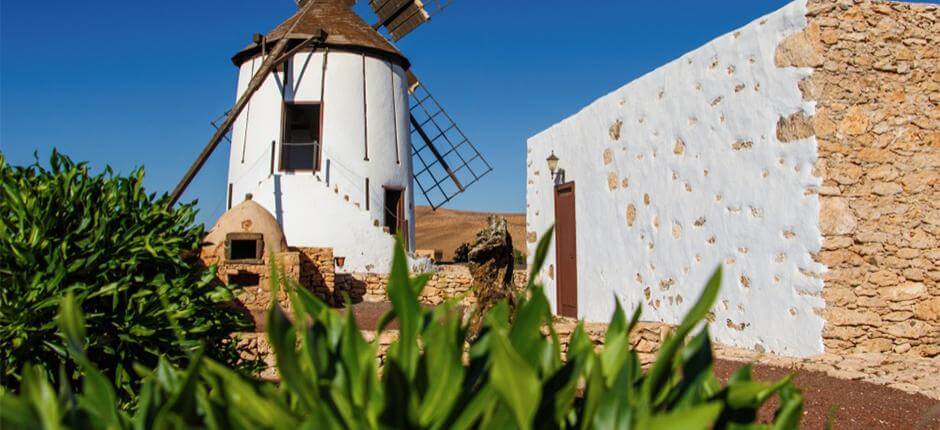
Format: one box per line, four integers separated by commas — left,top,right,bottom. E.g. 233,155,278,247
225,233,264,263
227,272,260,288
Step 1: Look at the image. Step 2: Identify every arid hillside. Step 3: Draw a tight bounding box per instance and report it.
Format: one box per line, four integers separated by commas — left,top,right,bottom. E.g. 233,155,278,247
414,206,526,261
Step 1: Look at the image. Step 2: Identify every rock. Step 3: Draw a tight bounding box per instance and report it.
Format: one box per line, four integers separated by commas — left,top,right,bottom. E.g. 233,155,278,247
871,182,903,196
777,111,816,142
609,120,623,141
913,298,940,321
820,197,858,235
839,106,871,135
869,270,900,286
857,337,893,353
827,309,882,326
466,216,518,337
607,173,619,191
879,282,926,301
893,343,912,354
883,320,931,339
603,148,614,165
775,23,825,67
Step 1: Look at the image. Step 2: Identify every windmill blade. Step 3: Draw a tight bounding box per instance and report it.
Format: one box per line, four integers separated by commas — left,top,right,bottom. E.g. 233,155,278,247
408,71,492,209
369,0,453,41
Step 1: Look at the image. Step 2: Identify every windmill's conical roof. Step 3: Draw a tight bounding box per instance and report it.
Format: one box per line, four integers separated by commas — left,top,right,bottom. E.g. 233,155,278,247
232,0,409,68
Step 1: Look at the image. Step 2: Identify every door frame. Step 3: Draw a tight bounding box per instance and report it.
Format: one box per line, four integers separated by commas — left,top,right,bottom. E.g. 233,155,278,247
554,181,578,318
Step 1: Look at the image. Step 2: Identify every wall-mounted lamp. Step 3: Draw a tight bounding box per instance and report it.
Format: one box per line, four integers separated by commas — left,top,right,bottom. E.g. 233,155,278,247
546,151,565,183
546,151,559,175
334,256,346,268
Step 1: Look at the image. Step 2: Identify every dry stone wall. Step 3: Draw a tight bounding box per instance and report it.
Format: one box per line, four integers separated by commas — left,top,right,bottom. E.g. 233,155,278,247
338,265,530,306
802,0,939,357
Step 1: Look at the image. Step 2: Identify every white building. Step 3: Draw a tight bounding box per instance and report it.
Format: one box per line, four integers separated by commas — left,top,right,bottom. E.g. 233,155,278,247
225,1,415,273
526,0,827,356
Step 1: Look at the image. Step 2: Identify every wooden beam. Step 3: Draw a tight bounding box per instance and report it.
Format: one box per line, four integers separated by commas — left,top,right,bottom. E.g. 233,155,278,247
410,114,464,192
168,1,323,206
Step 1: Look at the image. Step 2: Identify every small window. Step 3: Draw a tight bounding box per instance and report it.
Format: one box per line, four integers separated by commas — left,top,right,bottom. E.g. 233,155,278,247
225,233,263,263
281,103,321,171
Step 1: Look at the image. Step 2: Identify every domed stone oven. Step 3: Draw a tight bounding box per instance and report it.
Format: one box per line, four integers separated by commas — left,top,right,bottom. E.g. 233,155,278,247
202,194,288,267
201,194,339,327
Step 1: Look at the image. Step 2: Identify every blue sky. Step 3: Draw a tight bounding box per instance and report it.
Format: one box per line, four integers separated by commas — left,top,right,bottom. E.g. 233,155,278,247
3,0,816,225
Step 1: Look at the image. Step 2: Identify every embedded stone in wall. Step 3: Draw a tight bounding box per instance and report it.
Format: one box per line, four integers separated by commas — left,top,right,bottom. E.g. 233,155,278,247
819,197,857,236
777,111,815,142
775,22,824,67
626,204,637,227
838,106,870,136
607,173,619,190
609,120,623,141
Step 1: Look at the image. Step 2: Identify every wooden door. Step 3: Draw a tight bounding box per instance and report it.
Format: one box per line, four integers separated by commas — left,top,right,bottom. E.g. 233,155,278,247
554,182,578,318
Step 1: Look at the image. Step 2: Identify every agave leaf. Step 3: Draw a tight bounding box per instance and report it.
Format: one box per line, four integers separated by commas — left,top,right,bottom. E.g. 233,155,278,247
641,267,721,409
726,375,794,410
386,237,422,380
416,308,465,426
669,330,715,409
579,355,606,430
771,385,804,430
446,385,498,430
642,402,723,430
19,364,61,430
266,294,317,410
202,359,301,428
508,286,552,369
593,365,639,430
490,331,540,429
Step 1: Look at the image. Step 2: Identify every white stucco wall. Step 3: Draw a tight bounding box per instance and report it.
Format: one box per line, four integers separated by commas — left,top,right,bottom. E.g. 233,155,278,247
227,49,415,273
526,0,826,356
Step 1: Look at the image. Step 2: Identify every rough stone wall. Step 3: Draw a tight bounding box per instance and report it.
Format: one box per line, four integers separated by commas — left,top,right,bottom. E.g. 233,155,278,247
801,0,939,357
296,247,336,302
341,265,530,306
215,252,301,328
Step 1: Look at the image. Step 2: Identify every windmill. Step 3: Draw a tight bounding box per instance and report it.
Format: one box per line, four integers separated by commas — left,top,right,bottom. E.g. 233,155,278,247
169,0,491,212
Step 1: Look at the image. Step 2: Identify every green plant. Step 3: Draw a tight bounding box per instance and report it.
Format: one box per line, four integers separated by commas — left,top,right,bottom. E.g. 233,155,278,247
0,230,803,429
0,151,257,398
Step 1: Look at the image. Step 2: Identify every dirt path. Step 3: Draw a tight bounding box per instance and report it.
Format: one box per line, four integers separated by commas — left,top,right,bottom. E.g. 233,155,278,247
712,360,939,429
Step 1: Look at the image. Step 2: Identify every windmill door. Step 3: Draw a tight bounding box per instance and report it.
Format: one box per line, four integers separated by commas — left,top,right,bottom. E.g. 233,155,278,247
554,182,578,318
384,187,408,249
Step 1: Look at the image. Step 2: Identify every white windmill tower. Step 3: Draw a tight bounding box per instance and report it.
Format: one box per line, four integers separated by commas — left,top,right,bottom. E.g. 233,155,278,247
170,0,491,273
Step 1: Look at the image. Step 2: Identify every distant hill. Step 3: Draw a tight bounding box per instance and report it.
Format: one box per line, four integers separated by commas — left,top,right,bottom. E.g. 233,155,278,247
414,206,526,261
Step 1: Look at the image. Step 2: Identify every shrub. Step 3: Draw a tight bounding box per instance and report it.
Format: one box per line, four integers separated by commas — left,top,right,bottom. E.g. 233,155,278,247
453,242,471,263
0,229,803,429
0,151,256,398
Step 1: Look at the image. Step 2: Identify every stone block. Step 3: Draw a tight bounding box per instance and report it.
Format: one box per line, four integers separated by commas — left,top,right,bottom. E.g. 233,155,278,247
913,298,940,321
775,23,825,67
827,309,882,326
820,197,857,235
879,282,927,302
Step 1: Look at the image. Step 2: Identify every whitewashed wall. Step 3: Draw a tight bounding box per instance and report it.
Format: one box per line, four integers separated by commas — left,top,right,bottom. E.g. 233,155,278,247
526,0,827,356
227,50,415,273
